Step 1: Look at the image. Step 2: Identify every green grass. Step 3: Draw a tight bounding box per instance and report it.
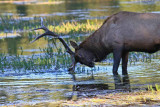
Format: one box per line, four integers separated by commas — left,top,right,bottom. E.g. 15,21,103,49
49,19,101,34
0,15,160,73
0,15,102,37
0,46,159,73
0,47,71,72
148,84,160,92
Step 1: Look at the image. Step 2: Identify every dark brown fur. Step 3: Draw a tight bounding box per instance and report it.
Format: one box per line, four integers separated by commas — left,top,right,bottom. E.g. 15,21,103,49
33,11,160,76
71,11,160,75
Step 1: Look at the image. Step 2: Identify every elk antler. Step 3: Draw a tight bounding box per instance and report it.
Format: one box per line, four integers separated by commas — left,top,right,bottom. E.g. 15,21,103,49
31,17,76,71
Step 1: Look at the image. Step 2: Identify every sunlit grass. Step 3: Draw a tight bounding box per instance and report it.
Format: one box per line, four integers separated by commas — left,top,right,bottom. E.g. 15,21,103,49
0,15,102,38
0,15,160,72
16,89,160,106
0,0,64,5
148,84,160,92
48,19,101,34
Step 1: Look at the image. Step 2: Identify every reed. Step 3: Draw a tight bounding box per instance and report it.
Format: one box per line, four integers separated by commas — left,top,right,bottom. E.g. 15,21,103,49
0,46,159,73
0,15,102,38
0,15,160,72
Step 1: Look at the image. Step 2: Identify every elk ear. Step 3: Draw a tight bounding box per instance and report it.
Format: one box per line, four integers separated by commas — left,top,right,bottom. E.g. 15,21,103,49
70,41,79,50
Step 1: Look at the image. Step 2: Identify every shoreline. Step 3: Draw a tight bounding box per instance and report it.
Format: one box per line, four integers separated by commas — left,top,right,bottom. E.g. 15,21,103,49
3,90,160,107
0,0,64,5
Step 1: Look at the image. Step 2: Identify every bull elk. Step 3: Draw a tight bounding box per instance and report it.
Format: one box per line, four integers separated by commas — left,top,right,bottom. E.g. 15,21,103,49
31,11,160,76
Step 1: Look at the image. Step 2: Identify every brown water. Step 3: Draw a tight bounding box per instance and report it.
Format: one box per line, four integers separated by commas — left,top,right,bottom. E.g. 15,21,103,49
0,0,160,106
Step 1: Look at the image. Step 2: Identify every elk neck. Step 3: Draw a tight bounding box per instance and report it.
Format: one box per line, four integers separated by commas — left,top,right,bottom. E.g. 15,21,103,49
79,30,111,62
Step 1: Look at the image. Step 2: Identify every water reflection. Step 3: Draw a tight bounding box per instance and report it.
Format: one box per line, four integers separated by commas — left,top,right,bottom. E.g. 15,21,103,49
16,5,28,16
1,0,160,55
0,36,48,55
1,0,160,17
0,90,7,105
113,75,130,91
67,72,131,101
1,64,160,105
0,0,160,105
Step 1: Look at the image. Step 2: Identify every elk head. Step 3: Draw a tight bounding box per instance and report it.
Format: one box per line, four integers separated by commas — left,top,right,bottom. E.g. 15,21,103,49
70,41,95,68
31,18,95,72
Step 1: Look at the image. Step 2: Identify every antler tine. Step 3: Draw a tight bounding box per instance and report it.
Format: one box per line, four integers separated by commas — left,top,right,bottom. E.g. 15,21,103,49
68,55,76,72
30,32,49,44
31,17,59,43
32,17,49,31
31,17,74,55
31,17,76,71
32,26,48,31
41,17,44,26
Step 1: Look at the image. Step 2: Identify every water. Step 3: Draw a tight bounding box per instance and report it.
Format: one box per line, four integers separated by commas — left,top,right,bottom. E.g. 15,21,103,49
1,63,160,105
0,0,160,106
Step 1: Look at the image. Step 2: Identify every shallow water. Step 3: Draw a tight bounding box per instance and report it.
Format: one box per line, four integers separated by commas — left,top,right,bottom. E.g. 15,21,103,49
1,62,160,106
0,0,160,106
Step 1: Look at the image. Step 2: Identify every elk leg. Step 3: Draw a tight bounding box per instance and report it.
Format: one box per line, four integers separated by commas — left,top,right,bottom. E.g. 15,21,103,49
113,48,122,75
122,52,129,75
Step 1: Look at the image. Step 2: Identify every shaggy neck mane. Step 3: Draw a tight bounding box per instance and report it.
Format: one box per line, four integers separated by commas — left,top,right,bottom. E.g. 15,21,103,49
79,24,109,61
78,16,114,61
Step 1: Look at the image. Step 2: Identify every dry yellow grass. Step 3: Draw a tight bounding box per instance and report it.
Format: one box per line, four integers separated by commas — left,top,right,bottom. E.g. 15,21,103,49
48,20,102,35
6,91,160,107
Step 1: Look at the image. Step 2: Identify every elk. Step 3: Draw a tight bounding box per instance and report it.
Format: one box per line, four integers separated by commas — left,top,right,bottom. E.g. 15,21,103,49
31,11,160,76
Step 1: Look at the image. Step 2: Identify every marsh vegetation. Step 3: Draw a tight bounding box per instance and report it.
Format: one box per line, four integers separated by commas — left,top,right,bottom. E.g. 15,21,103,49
0,0,160,106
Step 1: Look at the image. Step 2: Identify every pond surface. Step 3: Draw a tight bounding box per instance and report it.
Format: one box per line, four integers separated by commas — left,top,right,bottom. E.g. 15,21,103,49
0,0,160,106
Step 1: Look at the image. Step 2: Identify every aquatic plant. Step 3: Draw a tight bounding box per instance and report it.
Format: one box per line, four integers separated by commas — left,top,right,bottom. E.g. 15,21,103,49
155,84,160,91
148,84,160,92
0,15,160,73
49,19,101,35
0,15,102,38
0,45,159,73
